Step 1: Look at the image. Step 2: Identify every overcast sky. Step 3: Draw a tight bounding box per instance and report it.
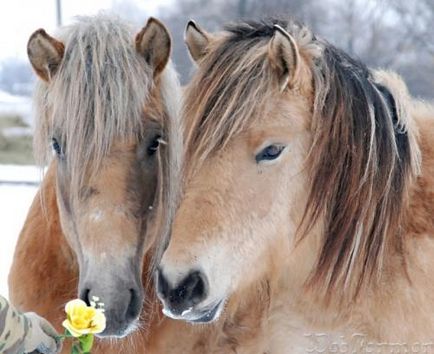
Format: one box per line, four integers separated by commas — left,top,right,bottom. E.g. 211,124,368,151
0,0,172,61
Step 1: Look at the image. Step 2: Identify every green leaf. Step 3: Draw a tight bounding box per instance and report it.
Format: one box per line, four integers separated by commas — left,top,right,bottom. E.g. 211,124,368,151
72,344,81,354
79,334,94,352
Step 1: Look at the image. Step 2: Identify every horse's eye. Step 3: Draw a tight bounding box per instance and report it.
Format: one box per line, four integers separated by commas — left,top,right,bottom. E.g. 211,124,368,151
52,138,62,156
147,136,161,156
255,144,285,163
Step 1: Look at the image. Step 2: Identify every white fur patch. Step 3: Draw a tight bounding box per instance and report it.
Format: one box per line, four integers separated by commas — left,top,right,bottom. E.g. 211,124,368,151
89,209,104,222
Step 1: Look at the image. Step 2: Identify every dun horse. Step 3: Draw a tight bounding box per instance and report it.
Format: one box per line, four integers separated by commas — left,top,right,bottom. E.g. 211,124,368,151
157,19,434,352
8,14,184,352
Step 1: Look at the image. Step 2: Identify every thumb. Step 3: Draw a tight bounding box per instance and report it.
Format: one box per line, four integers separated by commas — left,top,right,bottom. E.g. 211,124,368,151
24,312,62,354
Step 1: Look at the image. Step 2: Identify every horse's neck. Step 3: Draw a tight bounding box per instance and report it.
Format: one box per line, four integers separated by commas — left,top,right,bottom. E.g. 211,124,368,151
406,104,434,239
8,162,77,330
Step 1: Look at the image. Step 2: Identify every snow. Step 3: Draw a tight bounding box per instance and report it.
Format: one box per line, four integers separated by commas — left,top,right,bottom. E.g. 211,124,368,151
0,164,42,184
0,90,28,104
0,166,39,299
2,127,33,137
0,90,33,126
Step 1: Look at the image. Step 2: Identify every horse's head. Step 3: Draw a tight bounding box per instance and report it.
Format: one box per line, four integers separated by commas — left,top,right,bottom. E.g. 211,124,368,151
28,15,181,336
156,20,317,323
157,19,418,322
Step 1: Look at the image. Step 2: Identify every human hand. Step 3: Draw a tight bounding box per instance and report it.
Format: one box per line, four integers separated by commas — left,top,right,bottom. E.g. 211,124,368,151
23,312,62,354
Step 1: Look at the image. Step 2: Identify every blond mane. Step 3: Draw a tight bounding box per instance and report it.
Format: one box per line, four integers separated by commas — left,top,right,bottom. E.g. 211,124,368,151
33,14,153,191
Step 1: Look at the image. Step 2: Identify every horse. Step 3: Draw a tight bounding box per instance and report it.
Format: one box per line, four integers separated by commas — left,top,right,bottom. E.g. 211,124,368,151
8,14,187,352
156,18,434,352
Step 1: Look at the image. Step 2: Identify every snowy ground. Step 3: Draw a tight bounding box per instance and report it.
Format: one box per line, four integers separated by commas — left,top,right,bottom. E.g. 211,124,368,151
0,93,39,298
0,165,39,298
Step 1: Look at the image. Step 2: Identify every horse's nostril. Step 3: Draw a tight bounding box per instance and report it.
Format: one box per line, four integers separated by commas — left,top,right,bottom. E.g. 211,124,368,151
157,270,208,314
80,288,91,306
182,271,207,305
126,288,141,320
156,268,170,298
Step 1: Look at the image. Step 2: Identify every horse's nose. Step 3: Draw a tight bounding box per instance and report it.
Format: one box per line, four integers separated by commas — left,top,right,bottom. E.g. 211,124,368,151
156,268,208,314
79,285,142,337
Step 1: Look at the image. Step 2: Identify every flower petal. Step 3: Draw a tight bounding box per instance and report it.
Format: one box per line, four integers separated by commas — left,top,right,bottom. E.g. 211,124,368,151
63,298,107,337
65,299,87,315
62,320,84,338
90,310,106,334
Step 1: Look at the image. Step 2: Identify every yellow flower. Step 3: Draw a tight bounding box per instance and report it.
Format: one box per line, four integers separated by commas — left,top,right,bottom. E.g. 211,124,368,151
62,299,106,337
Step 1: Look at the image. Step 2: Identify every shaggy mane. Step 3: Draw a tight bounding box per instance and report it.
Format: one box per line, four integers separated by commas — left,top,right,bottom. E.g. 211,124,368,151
33,14,152,191
183,18,420,298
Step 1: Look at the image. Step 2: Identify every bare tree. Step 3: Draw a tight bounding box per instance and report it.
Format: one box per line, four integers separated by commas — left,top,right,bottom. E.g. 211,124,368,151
160,0,321,83
156,0,433,98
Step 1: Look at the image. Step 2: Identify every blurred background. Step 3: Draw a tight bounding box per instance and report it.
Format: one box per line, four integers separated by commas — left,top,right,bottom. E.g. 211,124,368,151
0,0,433,296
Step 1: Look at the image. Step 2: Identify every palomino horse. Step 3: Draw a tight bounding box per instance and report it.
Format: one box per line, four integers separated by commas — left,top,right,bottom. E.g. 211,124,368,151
8,14,185,352
157,19,434,352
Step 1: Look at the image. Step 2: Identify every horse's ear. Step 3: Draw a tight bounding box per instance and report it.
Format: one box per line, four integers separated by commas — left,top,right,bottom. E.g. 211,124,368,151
185,20,210,63
27,29,65,82
136,17,171,76
268,25,300,91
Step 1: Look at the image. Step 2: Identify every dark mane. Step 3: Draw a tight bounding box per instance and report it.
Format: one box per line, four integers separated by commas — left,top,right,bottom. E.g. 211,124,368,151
224,19,289,40
304,41,416,298
183,18,419,300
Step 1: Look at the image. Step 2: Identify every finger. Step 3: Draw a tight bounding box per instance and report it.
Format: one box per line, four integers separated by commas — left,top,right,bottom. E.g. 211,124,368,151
37,318,62,353
38,317,59,339
24,313,61,354
36,336,58,354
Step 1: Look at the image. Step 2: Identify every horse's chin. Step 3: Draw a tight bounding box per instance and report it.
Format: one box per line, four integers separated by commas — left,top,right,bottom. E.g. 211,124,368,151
189,300,225,324
162,299,226,324
96,318,140,339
